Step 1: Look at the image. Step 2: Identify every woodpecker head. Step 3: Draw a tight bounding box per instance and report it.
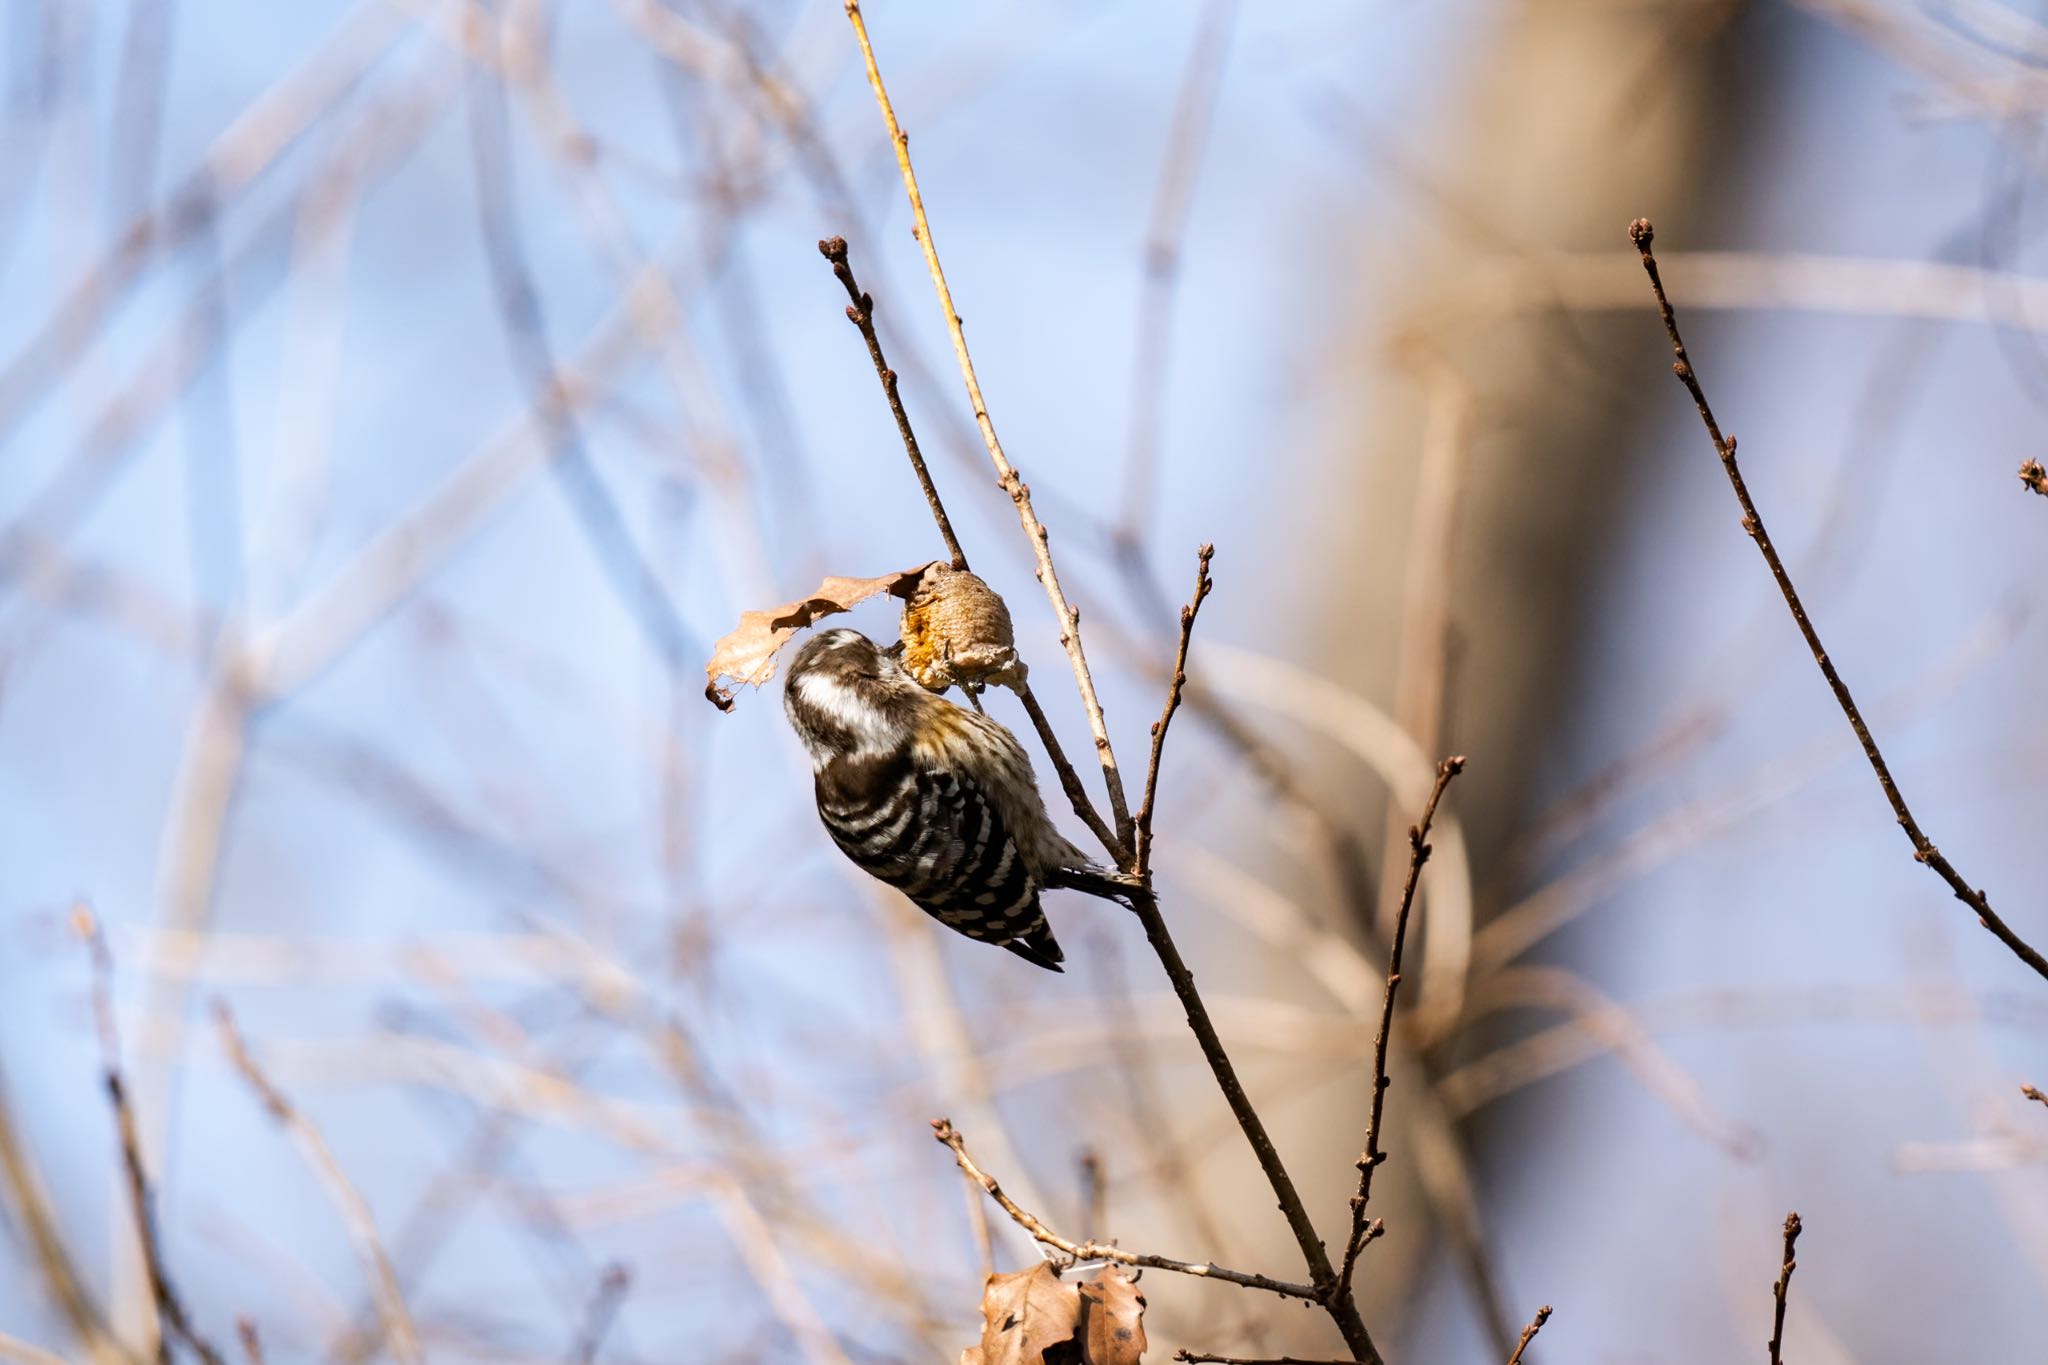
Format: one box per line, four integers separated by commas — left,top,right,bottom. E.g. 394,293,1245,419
782,628,926,768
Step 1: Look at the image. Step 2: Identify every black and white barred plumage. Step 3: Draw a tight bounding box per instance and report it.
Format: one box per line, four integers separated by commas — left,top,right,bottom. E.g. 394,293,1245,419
783,628,1088,971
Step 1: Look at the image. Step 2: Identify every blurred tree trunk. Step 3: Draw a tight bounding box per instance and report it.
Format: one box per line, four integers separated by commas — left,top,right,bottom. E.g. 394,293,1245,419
1273,1,1761,1353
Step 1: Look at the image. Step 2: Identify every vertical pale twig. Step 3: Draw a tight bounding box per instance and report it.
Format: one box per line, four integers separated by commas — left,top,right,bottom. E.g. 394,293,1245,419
1340,758,1466,1291
1768,1211,1802,1365
1630,217,2048,986
961,1167,997,1280
843,0,1135,853
75,909,226,1365
213,1005,423,1365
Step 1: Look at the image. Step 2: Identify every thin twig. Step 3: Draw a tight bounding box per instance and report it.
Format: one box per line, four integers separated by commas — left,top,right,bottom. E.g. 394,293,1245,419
1630,217,2048,986
1016,682,1127,862
1768,1211,1802,1365
213,1004,424,1365
2021,459,2048,497
1341,757,1466,1290
76,909,226,1365
565,1263,632,1365
1133,544,1213,875
2025,1084,2048,1109
235,1319,264,1365
844,0,1135,853
817,236,968,571
1507,1305,1552,1365
933,1119,1322,1302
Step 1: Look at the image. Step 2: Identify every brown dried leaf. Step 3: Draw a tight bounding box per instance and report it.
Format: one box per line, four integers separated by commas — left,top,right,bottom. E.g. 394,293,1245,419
974,1263,1081,1365
1077,1267,1146,1364
702,563,937,711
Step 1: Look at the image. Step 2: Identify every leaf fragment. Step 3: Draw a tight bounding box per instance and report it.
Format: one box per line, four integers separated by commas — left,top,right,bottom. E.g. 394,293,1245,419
975,1263,1081,1365
1077,1266,1146,1364
702,562,937,711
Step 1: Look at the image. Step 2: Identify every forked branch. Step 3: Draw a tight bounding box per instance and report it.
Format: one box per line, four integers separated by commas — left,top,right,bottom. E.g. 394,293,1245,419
933,1119,1321,1302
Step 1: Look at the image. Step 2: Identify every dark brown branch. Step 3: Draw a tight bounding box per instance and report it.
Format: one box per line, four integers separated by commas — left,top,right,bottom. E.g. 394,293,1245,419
1340,756,1466,1291
1017,681,1128,862
1507,1305,1552,1365
2022,460,2048,498
1113,883,1383,1362
1768,1211,1801,1365
77,910,226,1365
1630,218,2048,986
818,235,968,571
933,1119,1322,1302
1132,543,1213,875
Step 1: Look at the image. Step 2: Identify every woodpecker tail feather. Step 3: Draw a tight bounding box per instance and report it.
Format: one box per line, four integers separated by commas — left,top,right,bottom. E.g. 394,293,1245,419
1002,922,1066,972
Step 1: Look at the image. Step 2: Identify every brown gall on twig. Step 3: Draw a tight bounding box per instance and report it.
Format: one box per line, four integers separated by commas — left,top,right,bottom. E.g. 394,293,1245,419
1630,217,2048,987
898,563,1027,693
2020,459,2048,498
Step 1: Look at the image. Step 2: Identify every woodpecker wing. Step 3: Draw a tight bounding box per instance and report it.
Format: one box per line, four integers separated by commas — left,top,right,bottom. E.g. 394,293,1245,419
815,750,1065,971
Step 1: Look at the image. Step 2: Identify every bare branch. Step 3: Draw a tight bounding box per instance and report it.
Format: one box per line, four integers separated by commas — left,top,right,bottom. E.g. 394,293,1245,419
1630,217,2048,986
214,1004,423,1365
76,909,226,1365
1341,756,1466,1290
1017,682,1128,862
933,1119,1321,1302
1768,1211,1802,1365
1133,543,1214,875
2025,1084,2048,1109
818,236,968,572
1507,1305,1552,1365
